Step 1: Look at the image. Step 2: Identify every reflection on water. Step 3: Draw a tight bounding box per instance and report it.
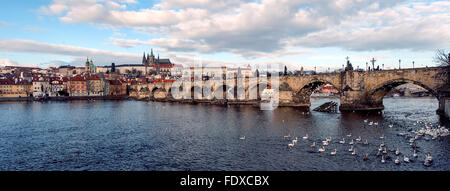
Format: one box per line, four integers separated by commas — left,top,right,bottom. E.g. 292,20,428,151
0,97,448,171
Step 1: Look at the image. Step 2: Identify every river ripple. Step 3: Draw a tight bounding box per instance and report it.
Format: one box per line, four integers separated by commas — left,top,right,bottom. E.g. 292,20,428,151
0,97,448,171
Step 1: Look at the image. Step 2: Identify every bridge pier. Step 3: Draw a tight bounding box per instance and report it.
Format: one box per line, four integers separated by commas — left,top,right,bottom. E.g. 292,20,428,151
339,90,384,112
339,103,384,111
437,89,450,119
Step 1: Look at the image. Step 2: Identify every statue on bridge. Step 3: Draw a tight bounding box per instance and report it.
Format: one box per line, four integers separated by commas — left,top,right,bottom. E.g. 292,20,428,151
345,56,353,71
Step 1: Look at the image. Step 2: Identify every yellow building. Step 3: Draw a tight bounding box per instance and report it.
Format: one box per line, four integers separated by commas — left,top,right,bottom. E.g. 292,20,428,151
0,79,33,98
86,75,103,96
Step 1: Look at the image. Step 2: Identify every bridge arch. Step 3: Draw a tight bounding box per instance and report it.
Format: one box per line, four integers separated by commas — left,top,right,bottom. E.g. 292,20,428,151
139,86,150,93
167,86,180,99
367,78,438,103
246,83,268,100
151,87,167,99
191,86,203,100
214,85,233,100
293,79,340,106
229,86,246,100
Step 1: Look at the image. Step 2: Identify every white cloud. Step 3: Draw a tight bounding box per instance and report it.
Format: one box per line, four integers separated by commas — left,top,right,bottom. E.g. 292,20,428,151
0,58,38,68
40,4,68,15
289,1,450,51
110,37,212,52
0,58,18,67
0,39,140,66
155,0,244,11
36,0,450,59
0,39,268,68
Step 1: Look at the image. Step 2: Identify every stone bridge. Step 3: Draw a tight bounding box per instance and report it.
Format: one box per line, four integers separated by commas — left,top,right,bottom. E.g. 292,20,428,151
129,67,448,113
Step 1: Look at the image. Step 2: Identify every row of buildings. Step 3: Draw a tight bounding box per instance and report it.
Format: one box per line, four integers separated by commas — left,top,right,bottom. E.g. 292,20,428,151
1,50,270,99
0,69,126,98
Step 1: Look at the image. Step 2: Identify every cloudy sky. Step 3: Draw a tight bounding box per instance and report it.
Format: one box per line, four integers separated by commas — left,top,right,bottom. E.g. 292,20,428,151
0,0,449,71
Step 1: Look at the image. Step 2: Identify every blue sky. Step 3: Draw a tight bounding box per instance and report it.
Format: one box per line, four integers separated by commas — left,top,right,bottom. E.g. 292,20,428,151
0,0,449,71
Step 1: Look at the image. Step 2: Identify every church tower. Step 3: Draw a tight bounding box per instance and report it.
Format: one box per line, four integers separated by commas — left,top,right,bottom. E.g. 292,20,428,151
85,57,90,74
149,48,155,66
89,59,95,74
142,52,147,65
143,52,148,75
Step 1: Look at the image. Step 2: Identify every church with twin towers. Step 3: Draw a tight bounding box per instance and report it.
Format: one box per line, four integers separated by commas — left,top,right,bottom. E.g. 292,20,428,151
142,49,174,76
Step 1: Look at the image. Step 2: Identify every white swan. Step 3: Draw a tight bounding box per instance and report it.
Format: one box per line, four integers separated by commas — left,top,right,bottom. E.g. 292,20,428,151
239,136,246,140
330,149,337,156
352,148,357,155
395,148,400,156
425,153,433,162
403,155,410,163
380,134,384,139
292,137,298,144
288,143,294,147
346,133,352,137
389,124,393,128
424,153,433,166
284,134,291,139
381,155,385,163
395,156,400,165
374,122,378,126
413,149,418,158
348,146,354,152
310,142,316,148
356,136,362,142
302,134,308,140
369,121,373,126
349,139,354,145
364,119,368,123
318,146,325,152
363,139,369,145
322,140,329,146
339,138,345,144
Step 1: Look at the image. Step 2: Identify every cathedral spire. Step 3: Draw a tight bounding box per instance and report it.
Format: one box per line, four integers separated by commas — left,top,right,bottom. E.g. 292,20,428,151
142,52,146,64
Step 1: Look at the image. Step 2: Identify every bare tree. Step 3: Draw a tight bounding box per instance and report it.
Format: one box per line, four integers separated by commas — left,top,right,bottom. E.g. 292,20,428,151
434,49,450,84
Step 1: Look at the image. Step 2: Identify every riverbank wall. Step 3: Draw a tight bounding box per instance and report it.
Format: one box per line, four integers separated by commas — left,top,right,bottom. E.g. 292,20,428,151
0,96,128,102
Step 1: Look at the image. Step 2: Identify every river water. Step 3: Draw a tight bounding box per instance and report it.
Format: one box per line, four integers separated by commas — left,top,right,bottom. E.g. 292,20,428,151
0,97,448,171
